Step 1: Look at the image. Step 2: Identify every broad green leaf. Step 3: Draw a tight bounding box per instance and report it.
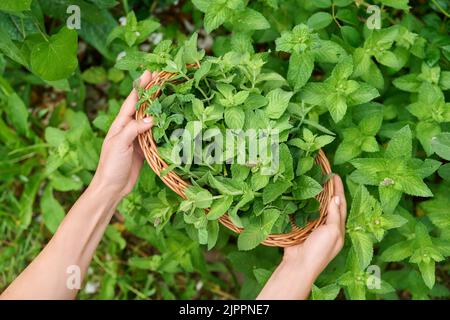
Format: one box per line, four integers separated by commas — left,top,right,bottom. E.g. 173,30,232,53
204,3,230,33
293,176,323,200
313,40,346,63
265,88,293,119
379,185,403,214
262,179,291,204
224,107,245,129
350,231,373,269
185,186,213,209
418,261,435,289
0,0,32,12
379,0,410,10
385,125,412,159
237,224,267,251
0,28,28,66
81,66,107,84
307,12,333,30
311,284,340,300
348,84,379,106
230,8,270,31
31,28,78,81
328,94,347,122
335,141,361,164
207,196,233,220
381,240,414,262
207,220,219,250
438,163,450,181
251,172,270,191
431,133,450,160
288,51,314,92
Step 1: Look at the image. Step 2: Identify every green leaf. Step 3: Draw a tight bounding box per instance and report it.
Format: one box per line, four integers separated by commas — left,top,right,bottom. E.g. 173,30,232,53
224,107,245,129
207,195,233,220
0,28,28,67
207,220,219,250
307,12,333,30
358,112,383,136
40,185,65,234
328,94,347,122
128,256,161,271
204,3,230,33
385,125,412,159
230,8,270,31
31,27,78,81
253,268,272,285
379,0,410,10
192,0,210,12
335,141,361,164
313,40,346,63
348,84,379,106
416,121,441,156
381,240,414,261
185,186,213,209
350,231,373,269
265,88,294,119
208,175,243,196
301,83,329,106
81,66,107,84
379,185,403,214
0,0,32,12
432,133,450,160
251,172,270,191
311,284,341,300
438,163,450,181
6,93,29,136
418,261,435,289
293,176,323,200
262,179,291,204
288,51,314,92
237,224,267,251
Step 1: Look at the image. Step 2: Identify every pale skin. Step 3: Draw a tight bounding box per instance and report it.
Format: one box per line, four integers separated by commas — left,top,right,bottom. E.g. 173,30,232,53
0,71,347,300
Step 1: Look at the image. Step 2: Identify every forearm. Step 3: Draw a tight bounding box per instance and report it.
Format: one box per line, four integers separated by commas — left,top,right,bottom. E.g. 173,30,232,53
256,258,316,300
1,181,120,300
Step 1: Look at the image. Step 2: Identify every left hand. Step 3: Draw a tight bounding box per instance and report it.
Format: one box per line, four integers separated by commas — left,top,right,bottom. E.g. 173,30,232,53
91,70,156,199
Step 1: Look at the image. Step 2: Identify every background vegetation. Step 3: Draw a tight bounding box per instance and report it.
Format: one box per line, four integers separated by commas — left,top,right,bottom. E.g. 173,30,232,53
0,0,449,299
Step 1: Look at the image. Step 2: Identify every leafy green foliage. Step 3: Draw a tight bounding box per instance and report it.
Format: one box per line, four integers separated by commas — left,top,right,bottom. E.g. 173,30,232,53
0,0,449,300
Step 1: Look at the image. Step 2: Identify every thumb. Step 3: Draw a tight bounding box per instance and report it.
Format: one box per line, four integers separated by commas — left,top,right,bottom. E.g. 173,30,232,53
119,117,153,147
326,196,341,227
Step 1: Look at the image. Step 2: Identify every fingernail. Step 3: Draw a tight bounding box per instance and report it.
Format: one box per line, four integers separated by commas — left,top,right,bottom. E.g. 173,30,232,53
143,117,152,124
334,196,340,206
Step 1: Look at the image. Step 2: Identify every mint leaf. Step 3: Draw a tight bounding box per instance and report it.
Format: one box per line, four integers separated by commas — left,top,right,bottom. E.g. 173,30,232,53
293,176,323,200
432,133,450,160
262,179,291,204
288,51,314,91
265,88,293,119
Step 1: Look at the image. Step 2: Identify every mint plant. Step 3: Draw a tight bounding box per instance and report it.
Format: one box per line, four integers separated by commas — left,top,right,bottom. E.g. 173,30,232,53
0,0,449,300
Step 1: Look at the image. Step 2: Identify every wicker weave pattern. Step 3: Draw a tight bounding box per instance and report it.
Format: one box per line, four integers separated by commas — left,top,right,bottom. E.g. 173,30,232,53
135,70,334,247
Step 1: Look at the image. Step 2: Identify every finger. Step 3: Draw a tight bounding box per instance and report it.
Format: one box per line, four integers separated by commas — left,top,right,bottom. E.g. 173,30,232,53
116,117,153,148
326,195,341,227
108,71,153,136
333,175,347,227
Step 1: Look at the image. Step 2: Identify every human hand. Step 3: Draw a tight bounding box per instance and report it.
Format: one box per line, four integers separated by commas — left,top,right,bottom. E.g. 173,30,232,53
283,174,347,279
257,175,347,300
90,70,157,199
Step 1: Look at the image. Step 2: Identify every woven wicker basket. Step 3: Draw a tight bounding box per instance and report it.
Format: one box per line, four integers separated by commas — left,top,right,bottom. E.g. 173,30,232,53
135,70,334,247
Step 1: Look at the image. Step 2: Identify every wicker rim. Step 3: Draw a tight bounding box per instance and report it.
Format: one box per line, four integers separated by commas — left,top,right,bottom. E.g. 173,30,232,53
135,70,335,247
